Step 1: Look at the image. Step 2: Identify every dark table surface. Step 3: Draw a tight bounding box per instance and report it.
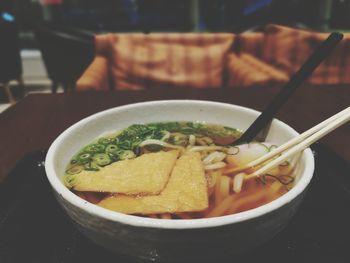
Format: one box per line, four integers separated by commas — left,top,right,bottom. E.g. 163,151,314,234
0,85,349,182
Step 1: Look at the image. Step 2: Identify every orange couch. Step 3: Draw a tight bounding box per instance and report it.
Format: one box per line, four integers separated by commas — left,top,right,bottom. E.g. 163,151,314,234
76,24,350,91
236,24,350,85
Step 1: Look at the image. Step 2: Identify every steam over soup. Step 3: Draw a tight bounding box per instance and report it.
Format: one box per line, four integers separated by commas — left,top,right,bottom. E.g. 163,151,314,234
64,122,295,219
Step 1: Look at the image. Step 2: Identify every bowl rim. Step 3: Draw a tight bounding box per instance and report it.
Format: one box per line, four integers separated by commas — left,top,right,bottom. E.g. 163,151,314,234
45,100,315,229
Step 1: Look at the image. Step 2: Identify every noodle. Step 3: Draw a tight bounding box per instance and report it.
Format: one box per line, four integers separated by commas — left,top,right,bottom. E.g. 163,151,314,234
204,162,227,170
205,195,238,218
202,151,226,165
219,176,231,200
226,191,268,215
214,175,223,206
188,146,224,152
233,173,245,193
270,181,282,194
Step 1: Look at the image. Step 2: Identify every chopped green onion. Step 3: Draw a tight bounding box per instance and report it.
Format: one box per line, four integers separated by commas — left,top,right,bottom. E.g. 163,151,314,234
66,165,83,175
98,137,114,145
117,140,132,150
84,161,100,171
64,174,77,187
107,152,119,162
256,142,270,152
84,144,105,153
263,174,294,185
118,150,136,160
260,174,267,185
140,139,185,151
268,145,278,152
105,144,119,154
77,153,92,164
93,153,111,166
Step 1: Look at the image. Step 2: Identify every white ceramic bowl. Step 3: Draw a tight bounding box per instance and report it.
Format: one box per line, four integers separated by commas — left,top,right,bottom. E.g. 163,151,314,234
45,100,314,262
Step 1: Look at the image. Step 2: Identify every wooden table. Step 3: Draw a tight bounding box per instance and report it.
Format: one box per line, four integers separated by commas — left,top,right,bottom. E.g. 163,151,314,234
0,85,349,182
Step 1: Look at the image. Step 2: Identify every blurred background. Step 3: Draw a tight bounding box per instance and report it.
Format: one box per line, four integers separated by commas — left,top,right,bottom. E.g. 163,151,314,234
0,0,349,107
12,0,350,48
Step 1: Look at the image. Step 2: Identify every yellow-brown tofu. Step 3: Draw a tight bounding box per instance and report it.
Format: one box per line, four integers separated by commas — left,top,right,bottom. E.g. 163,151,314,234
67,150,179,195
98,152,209,214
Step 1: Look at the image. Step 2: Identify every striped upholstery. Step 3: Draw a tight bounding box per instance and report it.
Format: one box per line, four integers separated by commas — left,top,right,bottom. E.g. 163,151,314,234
226,53,288,88
239,53,289,81
262,24,350,84
109,33,235,90
262,24,316,74
76,25,350,91
235,32,264,58
307,33,350,85
226,53,271,87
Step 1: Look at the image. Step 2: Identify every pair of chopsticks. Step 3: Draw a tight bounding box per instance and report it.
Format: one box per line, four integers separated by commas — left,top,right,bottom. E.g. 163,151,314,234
225,106,350,180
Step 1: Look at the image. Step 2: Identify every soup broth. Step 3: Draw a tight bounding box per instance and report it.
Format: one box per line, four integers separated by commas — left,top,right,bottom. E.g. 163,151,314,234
64,122,295,219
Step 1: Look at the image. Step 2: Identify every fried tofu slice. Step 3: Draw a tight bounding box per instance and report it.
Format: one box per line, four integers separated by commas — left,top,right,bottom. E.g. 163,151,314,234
66,150,179,195
98,152,209,214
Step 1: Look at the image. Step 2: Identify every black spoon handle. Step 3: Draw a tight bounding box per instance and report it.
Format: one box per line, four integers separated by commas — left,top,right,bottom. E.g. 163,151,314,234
234,32,344,145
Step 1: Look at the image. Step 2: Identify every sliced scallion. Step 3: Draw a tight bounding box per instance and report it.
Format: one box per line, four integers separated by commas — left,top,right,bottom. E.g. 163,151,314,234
93,153,111,166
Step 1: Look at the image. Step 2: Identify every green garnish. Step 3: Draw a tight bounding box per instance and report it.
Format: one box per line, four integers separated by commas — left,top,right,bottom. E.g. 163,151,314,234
66,122,243,172
84,144,105,153
84,161,100,171
118,150,136,160
105,144,119,155
257,142,270,152
98,137,114,145
268,145,278,152
261,174,294,185
64,174,77,187
66,165,83,175
77,153,92,164
93,153,111,166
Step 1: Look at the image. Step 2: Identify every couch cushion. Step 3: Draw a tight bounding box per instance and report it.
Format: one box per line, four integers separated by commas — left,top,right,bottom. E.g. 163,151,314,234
226,53,288,88
109,33,235,90
235,32,264,58
262,24,326,74
239,53,289,82
307,34,350,85
263,24,350,85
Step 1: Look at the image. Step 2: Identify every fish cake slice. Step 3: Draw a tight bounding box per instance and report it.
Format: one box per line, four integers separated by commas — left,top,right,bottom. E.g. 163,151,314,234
98,152,209,214
65,150,179,195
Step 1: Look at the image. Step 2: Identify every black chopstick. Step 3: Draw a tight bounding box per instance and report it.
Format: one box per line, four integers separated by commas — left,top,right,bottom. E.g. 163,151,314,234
233,32,344,145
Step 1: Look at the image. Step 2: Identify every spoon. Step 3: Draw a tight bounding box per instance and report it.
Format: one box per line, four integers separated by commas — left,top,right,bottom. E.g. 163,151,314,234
233,32,344,145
